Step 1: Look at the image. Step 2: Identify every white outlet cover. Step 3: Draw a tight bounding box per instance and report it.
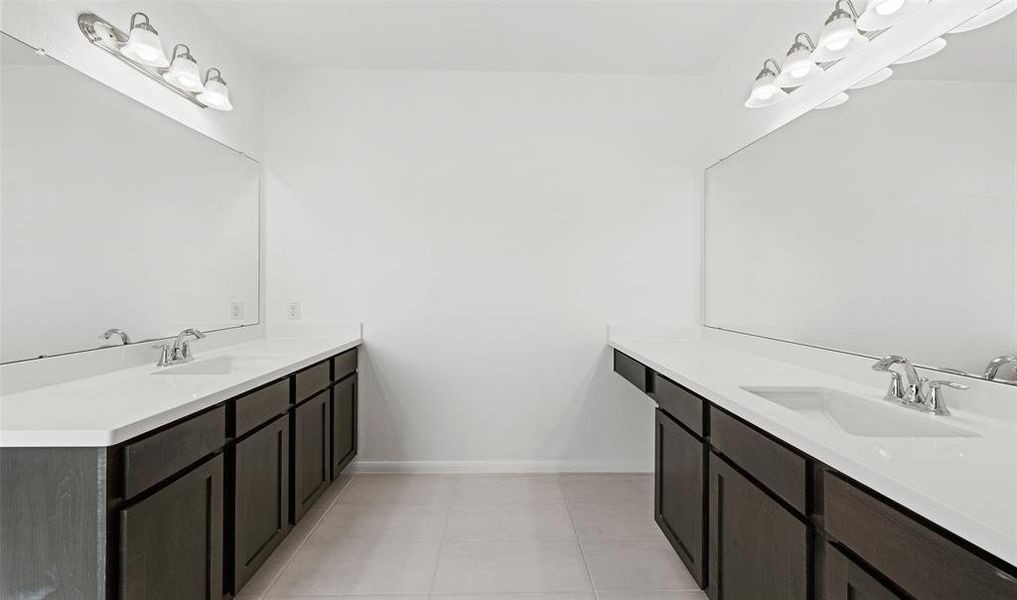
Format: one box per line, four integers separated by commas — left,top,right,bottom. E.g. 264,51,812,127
230,302,244,320
287,302,301,320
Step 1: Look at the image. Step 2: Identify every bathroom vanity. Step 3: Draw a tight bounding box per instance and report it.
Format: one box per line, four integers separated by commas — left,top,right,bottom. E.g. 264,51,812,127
0,337,361,599
613,340,1017,599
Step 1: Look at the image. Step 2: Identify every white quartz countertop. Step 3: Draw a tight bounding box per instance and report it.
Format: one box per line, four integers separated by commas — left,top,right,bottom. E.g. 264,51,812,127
610,337,1017,568
0,335,361,447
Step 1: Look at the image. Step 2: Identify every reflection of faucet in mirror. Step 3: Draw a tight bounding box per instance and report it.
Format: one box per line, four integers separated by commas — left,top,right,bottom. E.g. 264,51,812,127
984,356,1017,383
99,328,131,346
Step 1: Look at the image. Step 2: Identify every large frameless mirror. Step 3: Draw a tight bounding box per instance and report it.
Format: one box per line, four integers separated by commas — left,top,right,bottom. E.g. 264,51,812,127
704,4,1017,384
0,33,260,363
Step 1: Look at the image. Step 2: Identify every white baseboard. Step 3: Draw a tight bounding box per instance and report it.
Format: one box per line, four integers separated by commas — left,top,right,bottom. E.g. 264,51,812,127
351,460,652,475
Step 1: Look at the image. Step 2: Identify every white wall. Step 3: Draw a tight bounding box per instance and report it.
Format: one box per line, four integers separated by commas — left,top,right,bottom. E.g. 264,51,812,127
265,69,705,471
0,0,263,159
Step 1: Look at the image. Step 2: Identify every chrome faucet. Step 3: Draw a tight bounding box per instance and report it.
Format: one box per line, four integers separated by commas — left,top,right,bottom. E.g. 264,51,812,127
984,355,1017,383
100,328,131,346
155,328,206,367
871,355,967,416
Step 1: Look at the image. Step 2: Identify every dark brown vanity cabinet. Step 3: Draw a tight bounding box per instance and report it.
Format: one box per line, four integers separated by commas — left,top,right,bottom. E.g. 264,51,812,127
292,389,331,523
655,408,706,587
708,452,809,599
119,454,224,600
331,373,358,479
232,415,290,592
822,544,901,600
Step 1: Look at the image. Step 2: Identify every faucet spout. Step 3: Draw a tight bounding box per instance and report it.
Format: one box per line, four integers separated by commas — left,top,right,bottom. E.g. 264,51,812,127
984,355,1017,381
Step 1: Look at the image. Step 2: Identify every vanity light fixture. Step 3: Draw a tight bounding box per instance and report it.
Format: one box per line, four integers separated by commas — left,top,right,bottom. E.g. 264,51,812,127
118,12,168,67
949,0,1016,33
197,68,233,111
163,44,204,92
893,36,946,64
849,67,894,89
775,33,824,87
857,0,930,32
78,12,234,110
744,59,789,108
815,92,850,109
812,0,869,61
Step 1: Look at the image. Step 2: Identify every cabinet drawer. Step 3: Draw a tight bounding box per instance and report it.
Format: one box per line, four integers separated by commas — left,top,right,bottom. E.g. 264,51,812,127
824,471,1017,599
709,407,807,514
235,379,289,438
332,347,358,382
123,406,226,499
653,374,704,437
294,360,330,403
614,350,650,393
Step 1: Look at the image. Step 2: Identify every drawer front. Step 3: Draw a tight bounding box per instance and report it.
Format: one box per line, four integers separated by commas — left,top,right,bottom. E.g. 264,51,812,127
823,543,902,600
124,406,226,499
294,360,331,403
824,471,1017,599
654,373,704,437
614,350,649,393
332,347,358,382
235,379,290,438
709,407,807,514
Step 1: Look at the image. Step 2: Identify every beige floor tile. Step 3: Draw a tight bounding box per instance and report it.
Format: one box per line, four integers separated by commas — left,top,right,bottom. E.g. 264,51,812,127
597,593,707,600
266,597,427,600
431,594,596,600
234,532,305,597
561,474,653,505
306,502,449,543
338,474,457,505
444,503,576,541
568,502,660,540
264,541,440,595
453,475,565,505
582,537,700,591
431,540,593,593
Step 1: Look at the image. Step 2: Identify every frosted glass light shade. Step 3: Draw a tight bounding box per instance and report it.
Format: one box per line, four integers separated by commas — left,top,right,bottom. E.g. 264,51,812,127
893,37,946,64
119,21,168,67
812,16,869,61
776,46,823,87
949,0,1016,33
197,77,232,111
745,72,788,108
857,0,929,31
163,53,204,92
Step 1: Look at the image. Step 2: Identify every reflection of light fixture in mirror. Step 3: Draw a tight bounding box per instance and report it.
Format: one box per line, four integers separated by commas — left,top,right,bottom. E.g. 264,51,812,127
163,44,204,92
812,0,869,61
857,0,929,31
745,59,788,108
197,68,233,111
815,92,849,110
849,67,893,89
893,37,946,64
776,33,823,87
118,12,168,67
949,0,1016,33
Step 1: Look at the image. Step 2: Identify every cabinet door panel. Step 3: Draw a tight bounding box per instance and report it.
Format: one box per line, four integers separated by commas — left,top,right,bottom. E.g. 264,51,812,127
708,452,808,600
823,543,902,600
331,374,358,479
120,454,224,600
233,416,290,593
293,390,330,523
655,409,706,587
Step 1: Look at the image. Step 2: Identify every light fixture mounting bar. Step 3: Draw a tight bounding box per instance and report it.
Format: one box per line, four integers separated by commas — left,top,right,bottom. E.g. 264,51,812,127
78,12,205,108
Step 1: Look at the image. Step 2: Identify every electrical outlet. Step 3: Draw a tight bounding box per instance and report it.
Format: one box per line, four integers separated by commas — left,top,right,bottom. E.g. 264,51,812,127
229,302,244,320
287,302,301,320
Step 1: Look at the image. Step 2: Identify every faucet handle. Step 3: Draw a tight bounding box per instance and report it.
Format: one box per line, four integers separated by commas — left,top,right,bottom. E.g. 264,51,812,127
923,380,968,416
153,344,171,367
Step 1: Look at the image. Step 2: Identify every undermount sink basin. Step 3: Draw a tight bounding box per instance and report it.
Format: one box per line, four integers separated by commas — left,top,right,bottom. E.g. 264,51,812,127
741,386,980,439
151,354,277,376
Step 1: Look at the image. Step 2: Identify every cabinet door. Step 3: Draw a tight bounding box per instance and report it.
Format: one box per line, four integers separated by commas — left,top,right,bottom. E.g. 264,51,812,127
708,452,808,600
331,374,358,480
233,415,290,594
823,543,902,600
293,390,330,523
120,454,224,600
655,409,706,587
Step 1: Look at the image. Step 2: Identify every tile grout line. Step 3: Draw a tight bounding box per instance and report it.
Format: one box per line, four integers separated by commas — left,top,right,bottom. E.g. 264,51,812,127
425,474,459,595
254,474,355,600
559,473,600,597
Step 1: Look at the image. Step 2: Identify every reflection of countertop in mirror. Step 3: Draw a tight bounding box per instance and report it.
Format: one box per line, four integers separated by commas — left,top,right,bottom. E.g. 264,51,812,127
610,333,1017,568
0,334,362,447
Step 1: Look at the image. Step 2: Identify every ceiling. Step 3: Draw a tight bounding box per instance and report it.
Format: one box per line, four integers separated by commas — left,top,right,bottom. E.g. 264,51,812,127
195,0,775,75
